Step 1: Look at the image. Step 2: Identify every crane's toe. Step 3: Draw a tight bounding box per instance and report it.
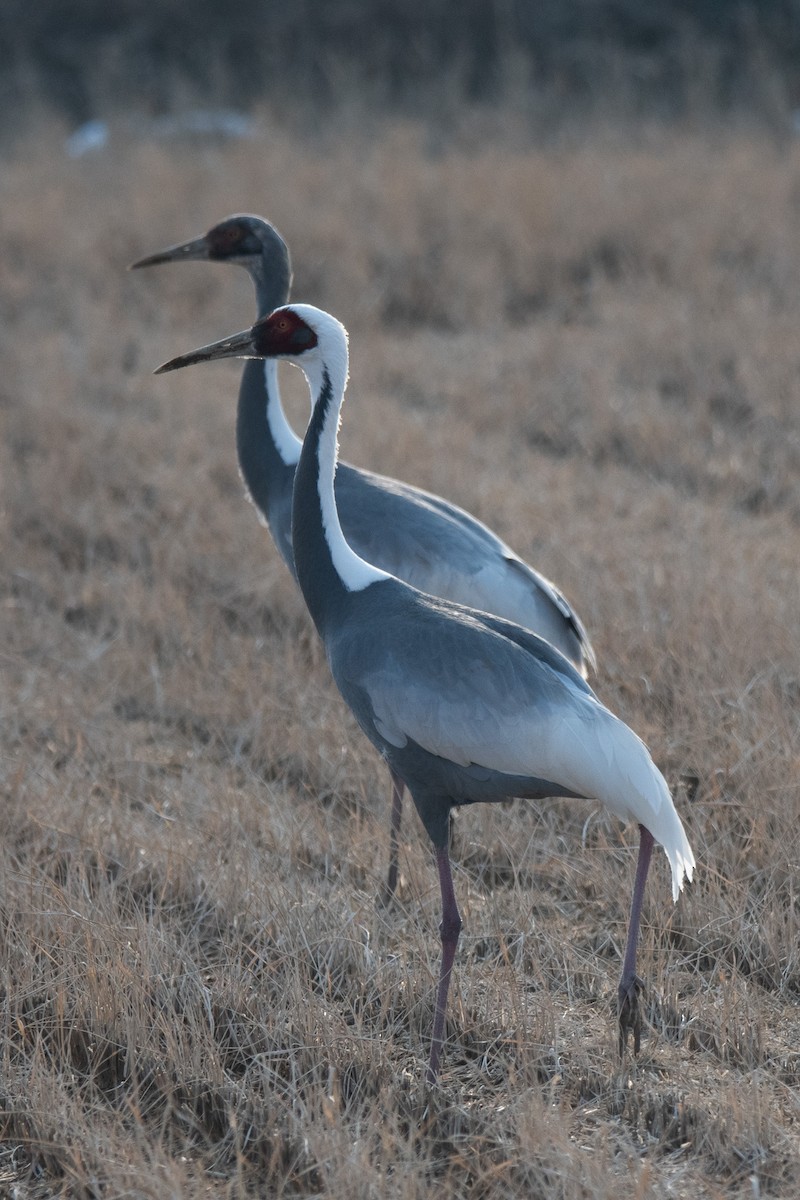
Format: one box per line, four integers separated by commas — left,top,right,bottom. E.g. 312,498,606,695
617,973,645,1055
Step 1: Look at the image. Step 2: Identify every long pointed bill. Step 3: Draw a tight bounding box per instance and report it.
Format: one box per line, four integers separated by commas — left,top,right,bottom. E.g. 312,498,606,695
129,235,210,270
155,328,257,374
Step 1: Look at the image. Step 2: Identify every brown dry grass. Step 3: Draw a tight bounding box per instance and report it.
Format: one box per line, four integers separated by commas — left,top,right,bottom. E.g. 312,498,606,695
2,110,800,1196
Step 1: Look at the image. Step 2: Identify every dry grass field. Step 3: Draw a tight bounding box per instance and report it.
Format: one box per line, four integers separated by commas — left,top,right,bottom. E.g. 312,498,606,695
3,110,800,1196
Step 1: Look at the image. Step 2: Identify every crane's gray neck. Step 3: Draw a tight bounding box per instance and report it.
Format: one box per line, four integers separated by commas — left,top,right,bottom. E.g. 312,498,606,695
248,250,291,320
234,250,301,519
292,356,388,633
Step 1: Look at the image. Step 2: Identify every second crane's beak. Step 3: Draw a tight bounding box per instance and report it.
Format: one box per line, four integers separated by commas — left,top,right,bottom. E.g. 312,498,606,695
129,234,210,270
155,328,257,374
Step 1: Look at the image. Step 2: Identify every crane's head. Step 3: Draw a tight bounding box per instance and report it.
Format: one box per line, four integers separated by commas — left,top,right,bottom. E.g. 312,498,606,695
130,214,286,270
155,305,323,374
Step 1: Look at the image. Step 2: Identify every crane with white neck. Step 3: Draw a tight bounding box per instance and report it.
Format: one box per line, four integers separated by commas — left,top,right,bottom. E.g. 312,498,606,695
156,305,694,1081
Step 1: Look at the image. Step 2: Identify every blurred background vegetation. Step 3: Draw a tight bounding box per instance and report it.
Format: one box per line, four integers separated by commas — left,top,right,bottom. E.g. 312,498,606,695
4,0,800,133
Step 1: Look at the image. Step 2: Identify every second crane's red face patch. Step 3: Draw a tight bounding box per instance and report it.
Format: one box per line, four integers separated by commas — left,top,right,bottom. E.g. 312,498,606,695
205,217,264,261
255,308,318,357
206,219,249,257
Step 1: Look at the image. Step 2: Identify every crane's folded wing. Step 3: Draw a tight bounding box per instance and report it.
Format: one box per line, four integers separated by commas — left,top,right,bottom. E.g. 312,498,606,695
343,621,662,829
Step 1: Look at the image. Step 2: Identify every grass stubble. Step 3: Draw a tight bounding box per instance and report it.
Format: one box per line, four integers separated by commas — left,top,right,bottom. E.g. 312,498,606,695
2,110,800,1196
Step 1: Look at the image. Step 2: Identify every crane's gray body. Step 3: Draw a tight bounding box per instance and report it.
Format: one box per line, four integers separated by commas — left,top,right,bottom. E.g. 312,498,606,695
323,579,586,848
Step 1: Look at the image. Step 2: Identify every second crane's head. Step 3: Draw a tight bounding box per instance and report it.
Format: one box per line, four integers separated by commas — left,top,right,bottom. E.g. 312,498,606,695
131,215,293,316
155,305,347,376
131,214,286,271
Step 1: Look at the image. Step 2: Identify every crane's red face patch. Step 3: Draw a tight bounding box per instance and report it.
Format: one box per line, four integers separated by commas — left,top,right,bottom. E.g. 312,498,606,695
206,218,260,259
206,220,247,258
253,308,318,356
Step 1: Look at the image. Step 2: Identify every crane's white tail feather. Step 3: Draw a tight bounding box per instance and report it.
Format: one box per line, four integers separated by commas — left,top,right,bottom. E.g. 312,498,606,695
603,719,695,903
538,698,695,902
645,776,695,902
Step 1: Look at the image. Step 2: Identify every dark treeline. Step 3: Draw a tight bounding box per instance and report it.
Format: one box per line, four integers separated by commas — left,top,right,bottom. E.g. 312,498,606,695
3,0,800,125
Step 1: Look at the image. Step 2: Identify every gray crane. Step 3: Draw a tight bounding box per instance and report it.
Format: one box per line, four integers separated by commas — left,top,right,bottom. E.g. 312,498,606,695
156,305,695,1082
133,215,596,902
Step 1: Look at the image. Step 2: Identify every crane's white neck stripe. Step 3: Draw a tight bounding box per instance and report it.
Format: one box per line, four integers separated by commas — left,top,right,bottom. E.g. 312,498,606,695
315,366,389,593
264,359,302,466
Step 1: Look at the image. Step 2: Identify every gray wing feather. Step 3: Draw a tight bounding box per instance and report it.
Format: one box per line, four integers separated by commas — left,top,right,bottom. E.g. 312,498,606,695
336,598,664,829
334,465,593,673
338,605,586,772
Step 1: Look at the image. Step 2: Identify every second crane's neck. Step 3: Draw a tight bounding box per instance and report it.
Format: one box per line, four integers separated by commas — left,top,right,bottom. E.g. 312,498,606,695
245,257,301,468
261,359,302,465
292,348,389,630
236,358,300,522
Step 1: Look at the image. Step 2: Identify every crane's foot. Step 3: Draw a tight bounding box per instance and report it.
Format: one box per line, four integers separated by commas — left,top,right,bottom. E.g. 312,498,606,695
617,973,645,1056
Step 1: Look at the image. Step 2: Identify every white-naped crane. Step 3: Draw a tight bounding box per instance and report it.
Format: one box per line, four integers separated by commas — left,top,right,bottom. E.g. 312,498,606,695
133,215,596,902
156,305,695,1082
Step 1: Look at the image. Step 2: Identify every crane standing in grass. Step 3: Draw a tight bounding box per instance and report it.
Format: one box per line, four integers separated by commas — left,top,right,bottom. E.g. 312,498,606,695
133,216,595,901
156,305,695,1081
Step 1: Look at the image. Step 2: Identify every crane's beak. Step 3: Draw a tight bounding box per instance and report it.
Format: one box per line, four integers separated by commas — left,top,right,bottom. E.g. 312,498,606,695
155,327,257,374
129,234,210,270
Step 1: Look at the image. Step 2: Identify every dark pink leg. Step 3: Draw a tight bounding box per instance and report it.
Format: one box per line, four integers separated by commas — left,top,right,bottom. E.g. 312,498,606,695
427,845,463,1083
381,770,404,904
618,824,654,1055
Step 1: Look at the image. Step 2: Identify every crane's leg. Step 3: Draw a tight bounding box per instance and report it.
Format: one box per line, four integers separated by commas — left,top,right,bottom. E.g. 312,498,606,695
427,845,463,1083
618,824,654,1055
380,770,404,905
